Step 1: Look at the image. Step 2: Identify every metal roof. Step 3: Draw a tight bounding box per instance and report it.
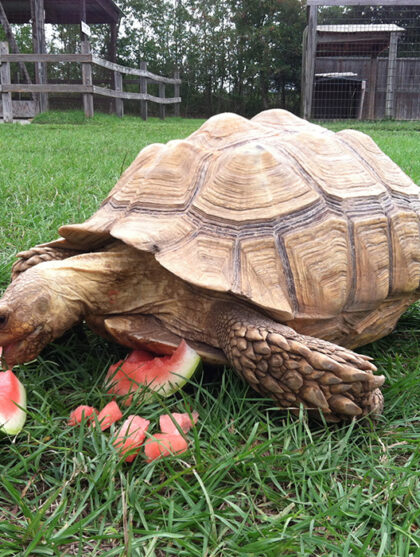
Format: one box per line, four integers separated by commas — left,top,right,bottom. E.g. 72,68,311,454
317,24,405,33
1,0,122,24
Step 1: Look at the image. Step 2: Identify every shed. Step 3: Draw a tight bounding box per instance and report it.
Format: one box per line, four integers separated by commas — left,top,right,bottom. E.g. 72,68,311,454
302,2,408,120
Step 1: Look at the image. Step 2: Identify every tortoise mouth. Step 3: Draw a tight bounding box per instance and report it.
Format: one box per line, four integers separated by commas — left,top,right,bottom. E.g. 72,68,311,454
2,325,45,367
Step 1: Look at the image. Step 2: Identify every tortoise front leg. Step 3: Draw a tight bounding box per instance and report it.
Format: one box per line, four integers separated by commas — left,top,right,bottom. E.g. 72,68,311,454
212,304,385,422
11,244,82,280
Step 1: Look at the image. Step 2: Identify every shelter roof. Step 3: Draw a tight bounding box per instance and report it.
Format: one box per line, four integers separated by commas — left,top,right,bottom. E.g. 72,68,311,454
1,0,122,24
317,24,405,33
316,23,405,57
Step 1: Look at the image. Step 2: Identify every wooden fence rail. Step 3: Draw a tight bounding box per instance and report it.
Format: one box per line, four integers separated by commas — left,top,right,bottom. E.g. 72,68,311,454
0,41,181,122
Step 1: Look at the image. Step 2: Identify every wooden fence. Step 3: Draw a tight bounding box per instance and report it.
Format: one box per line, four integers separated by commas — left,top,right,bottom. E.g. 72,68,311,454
315,56,420,120
0,41,181,122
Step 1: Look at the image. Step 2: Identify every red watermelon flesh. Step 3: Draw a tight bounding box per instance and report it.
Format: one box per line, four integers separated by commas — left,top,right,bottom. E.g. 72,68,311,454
68,405,98,426
94,401,123,431
159,411,199,435
113,415,150,462
144,433,188,462
105,341,201,404
0,368,27,435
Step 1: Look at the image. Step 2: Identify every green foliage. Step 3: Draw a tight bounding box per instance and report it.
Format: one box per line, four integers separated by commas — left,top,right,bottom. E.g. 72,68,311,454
0,117,420,555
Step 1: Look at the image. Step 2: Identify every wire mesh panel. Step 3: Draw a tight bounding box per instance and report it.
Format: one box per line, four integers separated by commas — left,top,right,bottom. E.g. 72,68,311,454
303,1,420,120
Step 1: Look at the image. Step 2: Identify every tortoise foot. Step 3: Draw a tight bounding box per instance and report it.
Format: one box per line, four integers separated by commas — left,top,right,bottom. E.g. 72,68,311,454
213,304,385,422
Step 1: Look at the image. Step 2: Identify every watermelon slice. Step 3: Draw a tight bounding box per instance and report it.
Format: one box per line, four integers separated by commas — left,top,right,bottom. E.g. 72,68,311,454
144,433,188,462
94,401,123,431
105,341,201,403
159,411,199,435
68,405,98,426
113,415,150,462
0,368,27,435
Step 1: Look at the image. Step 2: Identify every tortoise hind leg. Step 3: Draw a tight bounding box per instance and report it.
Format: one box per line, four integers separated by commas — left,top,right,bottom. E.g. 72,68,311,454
212,303,385,422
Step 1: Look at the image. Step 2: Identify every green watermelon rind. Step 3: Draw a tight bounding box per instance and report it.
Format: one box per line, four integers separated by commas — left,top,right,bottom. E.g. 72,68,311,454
143,342,201,397
107,341,202,401
0,375,27,435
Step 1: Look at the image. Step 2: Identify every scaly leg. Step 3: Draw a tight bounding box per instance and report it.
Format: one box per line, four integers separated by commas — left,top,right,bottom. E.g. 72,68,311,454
12,245,81,280
213,304,384,422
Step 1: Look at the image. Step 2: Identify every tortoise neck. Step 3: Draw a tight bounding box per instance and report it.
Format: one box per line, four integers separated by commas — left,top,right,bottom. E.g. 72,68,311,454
35,242,146,317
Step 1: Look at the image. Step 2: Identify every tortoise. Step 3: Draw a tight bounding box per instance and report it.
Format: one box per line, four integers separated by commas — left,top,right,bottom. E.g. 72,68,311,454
1,108,418,423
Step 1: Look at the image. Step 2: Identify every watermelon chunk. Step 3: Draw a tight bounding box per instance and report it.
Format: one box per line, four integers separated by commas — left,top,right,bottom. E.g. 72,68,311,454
159,411,199,435
105,341,201,403
68,405,98,426
144,433,188,462
94,401,123,431
113,415,150,462
0,368,27,435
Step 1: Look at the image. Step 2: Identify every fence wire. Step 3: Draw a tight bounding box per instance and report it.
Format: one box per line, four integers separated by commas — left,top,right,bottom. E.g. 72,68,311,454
309,4,420,120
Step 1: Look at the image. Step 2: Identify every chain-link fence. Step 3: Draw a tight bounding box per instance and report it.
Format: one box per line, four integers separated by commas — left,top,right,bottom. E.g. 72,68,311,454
302,1,420,120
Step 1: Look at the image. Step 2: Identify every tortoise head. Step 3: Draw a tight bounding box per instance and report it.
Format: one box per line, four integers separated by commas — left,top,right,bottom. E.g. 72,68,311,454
0,266,83,367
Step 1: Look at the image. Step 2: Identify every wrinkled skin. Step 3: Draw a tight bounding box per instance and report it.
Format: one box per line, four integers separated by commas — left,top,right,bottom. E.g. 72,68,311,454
0,273,77,367
0,265,83,367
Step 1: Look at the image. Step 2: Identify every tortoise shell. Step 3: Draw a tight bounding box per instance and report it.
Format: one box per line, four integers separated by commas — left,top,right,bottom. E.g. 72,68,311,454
55,110,420,347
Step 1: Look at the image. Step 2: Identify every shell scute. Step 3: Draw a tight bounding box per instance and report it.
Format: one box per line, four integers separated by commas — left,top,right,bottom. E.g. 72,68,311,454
157,232,235,292
192,142,320,223
128,140,208,209
284,215,351,318
281,131,386,200
337,129,419,196
389,210,420,293
350,215,390,311
186,112,263,151
237,235,294,320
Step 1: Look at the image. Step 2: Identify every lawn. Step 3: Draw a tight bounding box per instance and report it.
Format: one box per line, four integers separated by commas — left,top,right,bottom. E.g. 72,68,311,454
0,112,419,556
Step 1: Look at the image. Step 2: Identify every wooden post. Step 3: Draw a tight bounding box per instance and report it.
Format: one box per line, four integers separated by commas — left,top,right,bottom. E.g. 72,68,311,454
0,1,34,90
0,41,13,122
80,0,88,40
174,70,180,117
109,22,118,63
357,80,366,120
385,32,399,120
81,40,94,118
114,71,123,117
30,0,48,113
302,5,317,120
159,82,165,119
140,61,148,120
367,55,378,120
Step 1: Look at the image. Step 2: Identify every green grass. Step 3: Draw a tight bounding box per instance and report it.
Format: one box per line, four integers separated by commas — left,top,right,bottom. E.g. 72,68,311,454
0,112,420,556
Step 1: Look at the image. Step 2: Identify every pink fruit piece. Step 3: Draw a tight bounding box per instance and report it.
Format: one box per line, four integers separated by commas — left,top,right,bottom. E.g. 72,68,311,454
159,411,199,435
0,368,27,435
113,415,150,462
68,405,98,426
105,341,201,405
94,401,123,431
144,433,188,462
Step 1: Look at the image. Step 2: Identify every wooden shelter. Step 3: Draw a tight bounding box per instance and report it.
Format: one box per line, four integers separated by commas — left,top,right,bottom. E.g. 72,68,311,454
302,0,419,120
0,0,122,112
